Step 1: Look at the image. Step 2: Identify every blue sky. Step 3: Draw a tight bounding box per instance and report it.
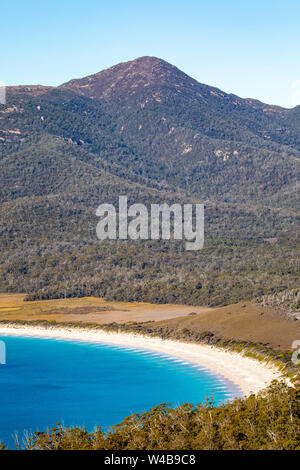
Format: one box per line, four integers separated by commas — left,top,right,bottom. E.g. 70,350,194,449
0,0,299,107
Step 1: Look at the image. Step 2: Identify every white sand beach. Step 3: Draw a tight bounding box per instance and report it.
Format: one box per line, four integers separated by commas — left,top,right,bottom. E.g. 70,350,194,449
0,324,283,397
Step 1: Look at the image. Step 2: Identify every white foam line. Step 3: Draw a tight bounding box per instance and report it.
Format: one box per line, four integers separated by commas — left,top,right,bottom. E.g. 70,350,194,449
0,325,284,397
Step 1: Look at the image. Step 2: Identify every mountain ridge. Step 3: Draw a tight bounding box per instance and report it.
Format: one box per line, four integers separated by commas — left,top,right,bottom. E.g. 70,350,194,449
7,56,294,111
0,56,299,304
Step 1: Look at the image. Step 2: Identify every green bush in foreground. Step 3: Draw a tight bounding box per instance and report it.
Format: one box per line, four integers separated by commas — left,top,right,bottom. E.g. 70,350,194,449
3,381,298,450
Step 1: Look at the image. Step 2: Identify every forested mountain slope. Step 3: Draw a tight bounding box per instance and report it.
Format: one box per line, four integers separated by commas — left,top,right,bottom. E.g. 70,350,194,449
0,57,299,305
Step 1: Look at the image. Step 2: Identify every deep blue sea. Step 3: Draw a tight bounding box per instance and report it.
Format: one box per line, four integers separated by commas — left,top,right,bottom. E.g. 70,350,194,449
0,335,241,448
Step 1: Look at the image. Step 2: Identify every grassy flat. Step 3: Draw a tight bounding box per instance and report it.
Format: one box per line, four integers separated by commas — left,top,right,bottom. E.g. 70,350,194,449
0,293,299,350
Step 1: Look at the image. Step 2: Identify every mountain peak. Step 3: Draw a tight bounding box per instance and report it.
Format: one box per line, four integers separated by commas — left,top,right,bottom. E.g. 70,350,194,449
117,56,170,67
91,55,182,82
58,56,291,116
59,56,193,100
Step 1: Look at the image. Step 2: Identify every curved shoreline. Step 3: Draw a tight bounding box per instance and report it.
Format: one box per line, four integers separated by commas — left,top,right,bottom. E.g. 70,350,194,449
0,324,283,397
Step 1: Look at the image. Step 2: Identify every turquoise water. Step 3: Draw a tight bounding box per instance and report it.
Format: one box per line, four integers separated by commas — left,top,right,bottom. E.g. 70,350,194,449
0,335,241,448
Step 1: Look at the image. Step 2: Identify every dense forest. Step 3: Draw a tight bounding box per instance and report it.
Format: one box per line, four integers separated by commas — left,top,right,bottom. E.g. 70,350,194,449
0,57,299,306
